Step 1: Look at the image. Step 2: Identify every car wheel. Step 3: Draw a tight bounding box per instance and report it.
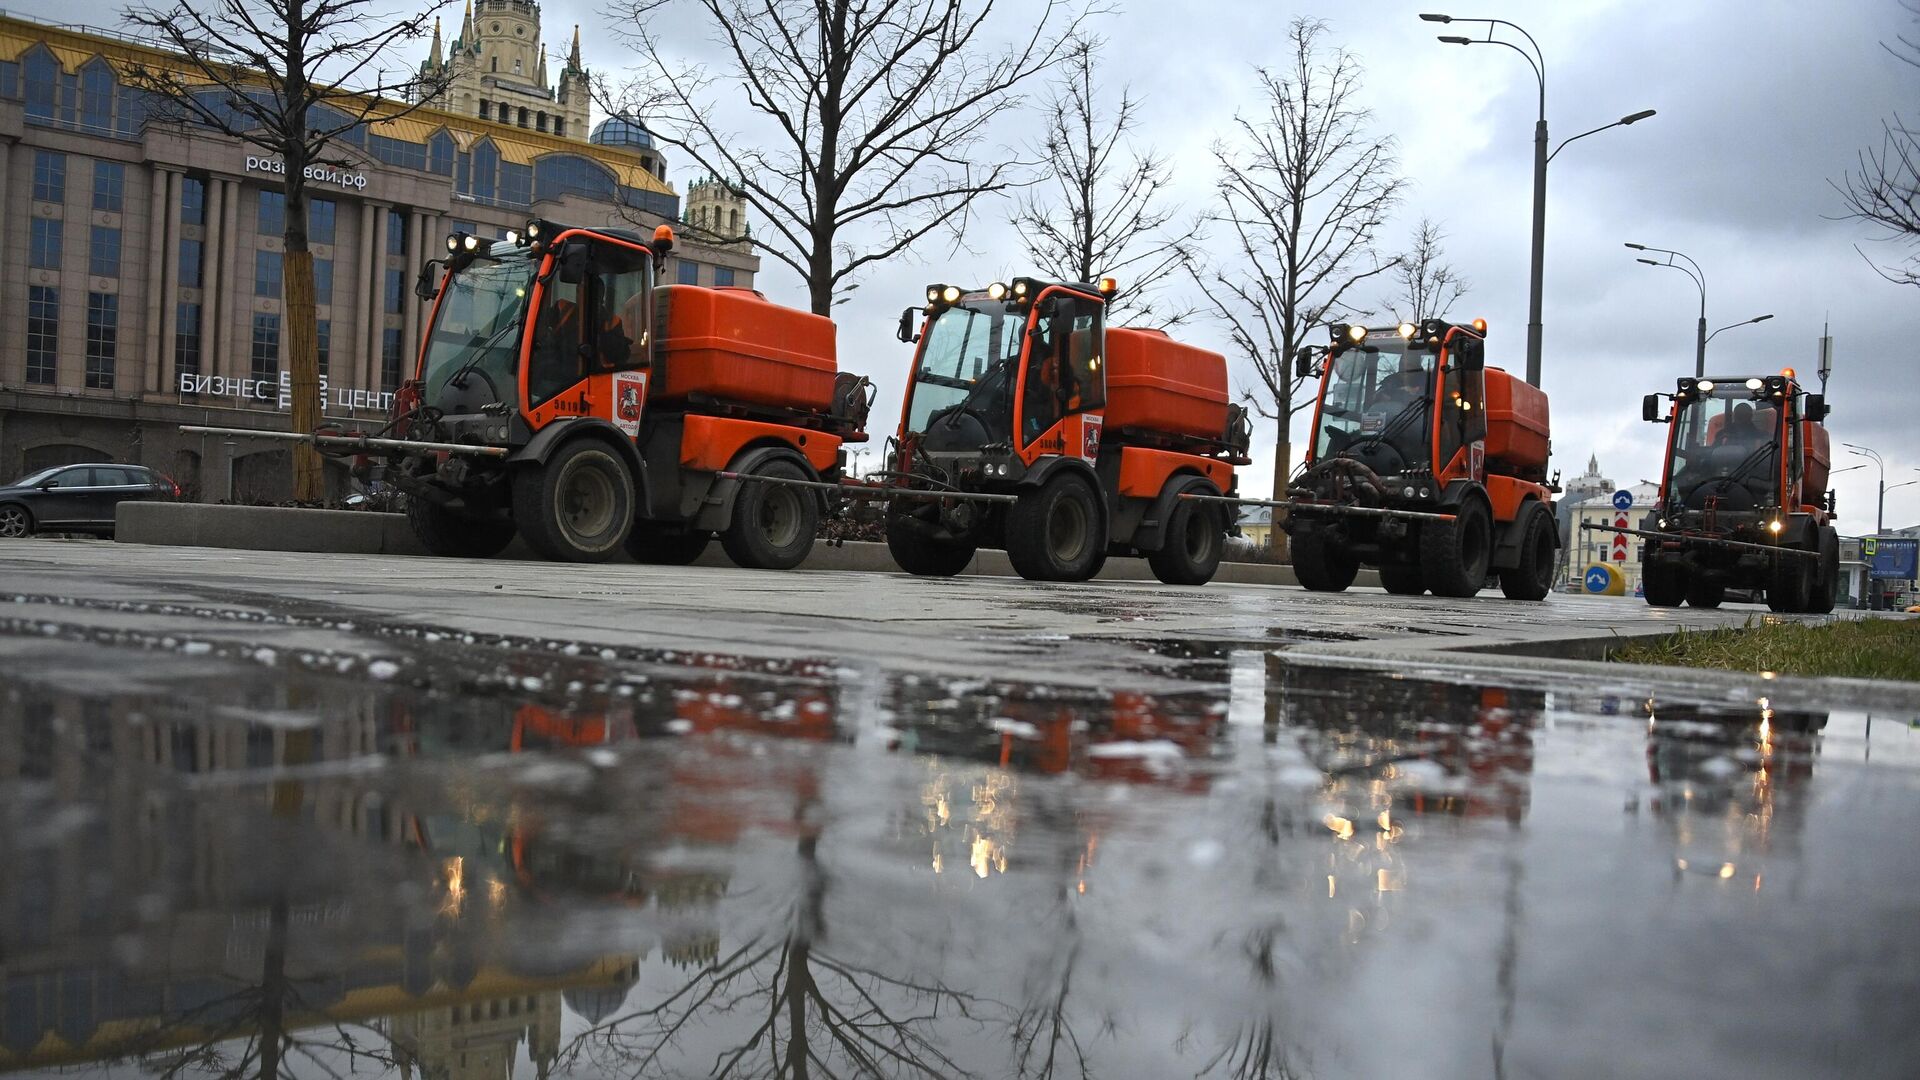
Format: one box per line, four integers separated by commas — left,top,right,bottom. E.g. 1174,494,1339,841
721,459,819,570
1291,524,1358,592
1147,485,1224,586
0,504,33,539
408,498,518,558
1422,499,1493,598
626,522,713,565
1497,506,1557,602
1005,471,1107,582
512,439,635,562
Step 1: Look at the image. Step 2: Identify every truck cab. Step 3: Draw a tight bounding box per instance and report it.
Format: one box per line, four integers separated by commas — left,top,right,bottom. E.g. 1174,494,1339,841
1639,371,1837,612
886,278,1249,583
1289,319,1559,600
393,221,868,566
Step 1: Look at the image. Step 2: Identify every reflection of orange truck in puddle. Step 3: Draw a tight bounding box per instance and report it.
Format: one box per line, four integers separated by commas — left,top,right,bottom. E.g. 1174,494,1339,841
1642,700,1824,885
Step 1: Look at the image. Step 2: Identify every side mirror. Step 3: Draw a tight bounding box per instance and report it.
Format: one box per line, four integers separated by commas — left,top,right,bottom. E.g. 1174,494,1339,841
414,260,442,301
1293,347,1318,380
1456,339,1484,373
1642,394,1666,423
1804,393,1828,422
897,307,920,344
38,480,58,490
558,241,590,285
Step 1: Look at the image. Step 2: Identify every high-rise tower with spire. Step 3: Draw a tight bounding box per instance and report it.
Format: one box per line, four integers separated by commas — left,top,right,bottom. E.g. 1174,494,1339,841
420,0,590,139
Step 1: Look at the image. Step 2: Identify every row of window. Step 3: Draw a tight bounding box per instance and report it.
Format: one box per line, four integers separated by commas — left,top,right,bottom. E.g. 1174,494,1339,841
676,262,737,287
23,286,116,389
30,151,124,211
29,218,121,278
477,98,567,137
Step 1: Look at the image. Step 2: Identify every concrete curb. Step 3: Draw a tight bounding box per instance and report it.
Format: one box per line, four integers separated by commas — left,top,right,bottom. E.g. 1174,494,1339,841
116,502,1354,587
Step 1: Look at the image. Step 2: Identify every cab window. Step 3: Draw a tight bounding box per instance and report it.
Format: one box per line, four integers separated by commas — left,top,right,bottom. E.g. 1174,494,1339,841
1021,294,1105,445
529,243,652,408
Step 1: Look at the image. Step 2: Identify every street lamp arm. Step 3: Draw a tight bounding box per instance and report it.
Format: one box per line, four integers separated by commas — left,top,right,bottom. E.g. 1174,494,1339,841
1437,17,1546,110
1547,110,1655,164
1636,256,1704,299
1889,479,1920,493
1704,314,1773,343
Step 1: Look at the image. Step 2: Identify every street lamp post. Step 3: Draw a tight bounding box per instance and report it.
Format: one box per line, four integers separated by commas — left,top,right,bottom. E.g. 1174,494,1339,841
1844,444,1889,535
1625,244,1772,375
1424,13,1654,388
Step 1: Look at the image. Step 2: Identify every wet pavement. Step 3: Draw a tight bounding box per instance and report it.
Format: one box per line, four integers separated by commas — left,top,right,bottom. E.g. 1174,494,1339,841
2,540,1919,1078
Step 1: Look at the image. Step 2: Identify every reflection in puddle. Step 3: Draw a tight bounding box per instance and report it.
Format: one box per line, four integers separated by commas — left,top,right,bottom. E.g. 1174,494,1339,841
2,626,1918,1079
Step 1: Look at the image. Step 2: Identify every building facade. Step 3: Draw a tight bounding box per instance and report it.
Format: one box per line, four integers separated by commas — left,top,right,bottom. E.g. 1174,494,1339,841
1568,480,1659,595
0,10,756,503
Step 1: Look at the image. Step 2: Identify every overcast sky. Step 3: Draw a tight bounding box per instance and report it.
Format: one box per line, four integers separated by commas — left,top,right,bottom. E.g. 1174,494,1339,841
43,0,1920,528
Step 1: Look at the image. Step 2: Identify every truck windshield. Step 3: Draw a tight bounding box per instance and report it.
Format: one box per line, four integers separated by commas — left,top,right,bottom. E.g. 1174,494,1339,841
1314,339,1435,462
904,301,1025,434
421,256,536,409
1666,387,1782,510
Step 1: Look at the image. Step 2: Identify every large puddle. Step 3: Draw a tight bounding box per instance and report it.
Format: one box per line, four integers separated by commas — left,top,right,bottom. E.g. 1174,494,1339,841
2,619,1917,1078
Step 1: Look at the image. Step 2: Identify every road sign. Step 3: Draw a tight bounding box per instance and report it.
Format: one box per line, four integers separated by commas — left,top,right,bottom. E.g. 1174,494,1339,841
1584,563,1624,595
1612,489,1634,511
1869,538,1918,580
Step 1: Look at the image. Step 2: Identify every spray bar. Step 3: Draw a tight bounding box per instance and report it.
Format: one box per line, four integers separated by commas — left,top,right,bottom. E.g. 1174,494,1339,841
1579,521,1818,558
178,425,511,458
1180,492,1458,524
714,471,1022,504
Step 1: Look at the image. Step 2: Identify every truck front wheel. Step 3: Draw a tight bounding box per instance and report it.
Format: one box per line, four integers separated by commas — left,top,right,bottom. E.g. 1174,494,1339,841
1147,490,1224,586
512,439,635,563
626,522,711,565
1291,525,1357,592
1422,499,1492,598
1766,539,1814,613
886,512,976,576
408,499,516,559
721,460,818,570
1379,565,1425,595
1006,471,1106,582
1807,526,1839,614
1497,506,1557,601
1642,556,1687,607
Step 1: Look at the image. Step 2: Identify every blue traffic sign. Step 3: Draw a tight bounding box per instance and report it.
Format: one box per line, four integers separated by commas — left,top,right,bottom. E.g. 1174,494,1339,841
1612,489,1635,512
1586,566,1612,592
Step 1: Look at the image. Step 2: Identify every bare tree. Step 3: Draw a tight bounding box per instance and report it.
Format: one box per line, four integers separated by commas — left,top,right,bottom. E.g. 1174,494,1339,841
1385,218,1469,323
600,0,1096,315
122,0,449,501
1833,1,1920,287
1009,37,1199,328
1186,19,1402,509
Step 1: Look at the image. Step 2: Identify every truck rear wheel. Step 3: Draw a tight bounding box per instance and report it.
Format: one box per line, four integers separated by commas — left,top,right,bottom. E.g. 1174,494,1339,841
721,459,818,570
408,499,516,559
1685,582,1724,609
1147,491,1223,586
1497,507,1557,601
1643,557,1687,607
886,514,976,576
512,439,634,563
1006,471,1106,582
1808,527,1839,614
1291,525,1357,592
625,522,711,565
1422,499,1492,598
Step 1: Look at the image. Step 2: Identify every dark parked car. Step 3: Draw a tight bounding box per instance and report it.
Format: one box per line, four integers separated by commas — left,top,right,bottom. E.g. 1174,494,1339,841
0,463,179,539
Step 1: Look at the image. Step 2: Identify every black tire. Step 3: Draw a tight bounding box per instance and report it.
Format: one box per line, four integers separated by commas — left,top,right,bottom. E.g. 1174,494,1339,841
1291,525,1358,592
720,459,818,570
1685,581,1725,609
1147,488,1224,586
1808,526,1839,614
1005,471,1107,582
1421,499,1493,598
1497,507,1557,601
886,514,975,576
512,439,635,563
1379,564,1425,595
0,503,33,540
1643,557,1687,608
407,498,516,559
625,522,711,565
1765,537,1813,613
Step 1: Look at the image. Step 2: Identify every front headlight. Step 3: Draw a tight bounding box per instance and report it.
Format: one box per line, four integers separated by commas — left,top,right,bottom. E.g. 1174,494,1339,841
1402,485,1416,498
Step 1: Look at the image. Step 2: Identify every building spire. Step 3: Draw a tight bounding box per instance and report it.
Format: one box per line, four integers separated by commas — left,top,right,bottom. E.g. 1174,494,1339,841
459,0,474,51
1588,452,1599,475
428,15,443,66
568,23,582,70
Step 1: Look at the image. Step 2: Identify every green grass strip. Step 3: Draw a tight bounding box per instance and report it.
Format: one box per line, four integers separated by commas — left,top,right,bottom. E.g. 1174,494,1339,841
1613,617,1920,682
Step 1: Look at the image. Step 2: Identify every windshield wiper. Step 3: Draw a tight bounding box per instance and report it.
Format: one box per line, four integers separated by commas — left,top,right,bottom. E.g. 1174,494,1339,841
1356,395,1429,453
447,317,523,392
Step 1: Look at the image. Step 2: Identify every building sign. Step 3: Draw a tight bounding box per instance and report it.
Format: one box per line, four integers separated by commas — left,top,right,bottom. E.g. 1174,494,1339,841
1869,538,1918,581
178,371,394,414
245,156,368,190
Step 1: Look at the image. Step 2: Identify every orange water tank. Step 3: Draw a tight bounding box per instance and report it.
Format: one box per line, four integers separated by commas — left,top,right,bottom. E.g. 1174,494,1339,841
1800,419,1830,505
1102,327,1229,442
1482,367,1551,479
653,285,837,412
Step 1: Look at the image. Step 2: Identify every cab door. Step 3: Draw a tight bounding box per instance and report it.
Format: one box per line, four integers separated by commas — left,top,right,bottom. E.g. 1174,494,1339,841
526,239,655,430
1015,291,1106,460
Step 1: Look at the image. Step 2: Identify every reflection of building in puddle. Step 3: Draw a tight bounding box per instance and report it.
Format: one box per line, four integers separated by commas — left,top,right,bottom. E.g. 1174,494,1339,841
386,959,640,1080
1642,697,1825,890
1268,661,1544,914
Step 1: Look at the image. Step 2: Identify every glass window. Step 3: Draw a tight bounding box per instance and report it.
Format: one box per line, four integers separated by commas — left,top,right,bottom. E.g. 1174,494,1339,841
456,151,471,193
1020,295,1103,444
309,199,336,244
382,327,405,391
85,292,116,390
258,189,285,236
903,301,1024,437
79,60,114,131
714,267,736,288
181,176,206,226
472,140,498,202
1665,385,1786,512
91,161,124,212
23,47,56,123
369,133,427,170
1312,338,1437,466
317,319,331,378
32,150,65,202
500,162,531,206
26,286,59,385
175,301,202,379
250,313,280,383
314,258,333,304
534,154,617,204
115,85,144,138
255,250,283,297
88,225,121,277
30,218,62,269
424,258,534,404
677,260,699,285
386,269,404,314
180,238,203,289
428,131,454,176
388,209,406,255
